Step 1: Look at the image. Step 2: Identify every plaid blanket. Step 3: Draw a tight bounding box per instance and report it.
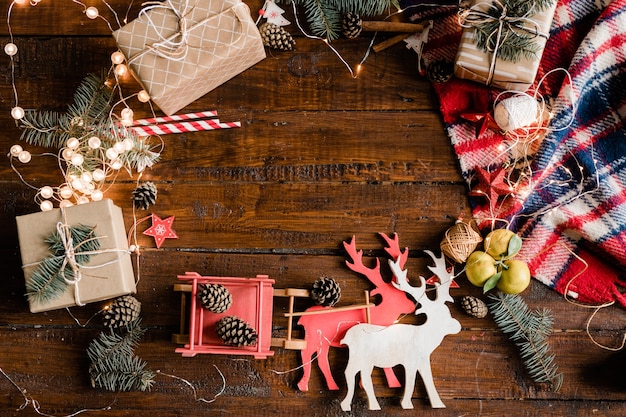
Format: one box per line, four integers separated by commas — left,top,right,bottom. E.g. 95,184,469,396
403,0,626,306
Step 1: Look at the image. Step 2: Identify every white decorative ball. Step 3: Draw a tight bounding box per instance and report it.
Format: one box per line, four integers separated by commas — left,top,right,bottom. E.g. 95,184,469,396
85,6,99,19
88,136,101,149
137,90,150,103
111,51,125,65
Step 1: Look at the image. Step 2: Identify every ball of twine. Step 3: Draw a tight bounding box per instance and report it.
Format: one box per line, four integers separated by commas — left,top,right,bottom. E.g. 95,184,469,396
440,219,483,264
493,94,540,132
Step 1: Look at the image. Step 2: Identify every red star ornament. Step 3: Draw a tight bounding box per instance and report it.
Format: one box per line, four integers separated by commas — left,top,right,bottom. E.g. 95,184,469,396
468,166,512,206
143,214,178,248
460,111,499,139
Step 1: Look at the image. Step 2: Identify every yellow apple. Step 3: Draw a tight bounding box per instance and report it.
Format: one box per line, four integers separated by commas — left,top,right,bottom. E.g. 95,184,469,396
465,251,497,287
497,259,531,294
484,229,521,260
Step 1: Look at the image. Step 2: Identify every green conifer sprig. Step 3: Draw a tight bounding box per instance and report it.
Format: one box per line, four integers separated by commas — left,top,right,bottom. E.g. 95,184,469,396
87,319,154,392
17,72,159,175
488,291,563,391
279,0,398,40
26,224,100,304
466,0,556,63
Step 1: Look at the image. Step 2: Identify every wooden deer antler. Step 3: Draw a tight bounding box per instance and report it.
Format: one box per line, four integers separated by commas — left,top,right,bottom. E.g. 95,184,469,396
380,232,409,271
343,236,384,287
388,257,426,305
424,250,454,304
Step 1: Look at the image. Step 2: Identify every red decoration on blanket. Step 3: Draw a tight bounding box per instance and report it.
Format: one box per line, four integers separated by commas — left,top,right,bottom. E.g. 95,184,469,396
143,214,178,248
468,167,512,210
460,111,499,139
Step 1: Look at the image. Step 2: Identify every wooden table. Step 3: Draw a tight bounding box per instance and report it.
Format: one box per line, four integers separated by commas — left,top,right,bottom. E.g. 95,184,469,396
2,1,626,415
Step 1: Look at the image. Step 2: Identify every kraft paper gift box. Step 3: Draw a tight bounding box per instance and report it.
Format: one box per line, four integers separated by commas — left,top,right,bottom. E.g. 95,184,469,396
16,199,136,313
113,0,266,116
454,0,558,91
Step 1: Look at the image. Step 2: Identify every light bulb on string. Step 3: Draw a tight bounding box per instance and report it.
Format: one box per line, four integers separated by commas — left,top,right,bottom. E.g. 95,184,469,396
92,168,106,182
137,90,150,103
11,106,24,120
111,51,125,65
40,200,53,212
59,200,74,208
110,159,123,170
62,148,74,161
88,136,101,149
10,144,22,156
81,171,93,183
85,6,99,19
39,186,54,199
120,107,133,120
18,150,31,163
115,64,128,77
113,141,125,154
105,148,119,160
59,186,73,199
66,137,80,150
4,42,17,56
123,138,134,151
91,189,103,201
70,153,84,166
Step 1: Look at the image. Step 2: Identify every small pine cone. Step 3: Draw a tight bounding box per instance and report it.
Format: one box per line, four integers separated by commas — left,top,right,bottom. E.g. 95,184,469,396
103,295,142,328
342,12,362,39
310,276,341,307
198,283,232,314
216,316,258,347
426,60,454,84
132,182,157,210
259,22,295,51
461,295,488,319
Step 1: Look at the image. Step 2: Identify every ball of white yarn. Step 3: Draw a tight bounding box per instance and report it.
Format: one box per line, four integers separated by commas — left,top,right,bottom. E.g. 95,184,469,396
493,95,540,131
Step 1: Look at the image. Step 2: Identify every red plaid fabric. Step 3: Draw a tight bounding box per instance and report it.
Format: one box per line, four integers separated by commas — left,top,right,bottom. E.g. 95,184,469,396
404,0,626,306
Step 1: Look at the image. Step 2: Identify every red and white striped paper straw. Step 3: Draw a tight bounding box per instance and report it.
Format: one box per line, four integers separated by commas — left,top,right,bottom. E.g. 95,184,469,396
132,110,219,126
131,119,241,136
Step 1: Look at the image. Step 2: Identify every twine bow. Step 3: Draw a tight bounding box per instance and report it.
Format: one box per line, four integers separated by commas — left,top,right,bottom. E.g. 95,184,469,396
56,220,88,306
459,0,549,85
138,0,196,61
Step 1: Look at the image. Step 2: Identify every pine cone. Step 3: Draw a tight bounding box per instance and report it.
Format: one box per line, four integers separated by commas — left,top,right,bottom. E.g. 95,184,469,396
426,60,454,83
132,182,157,210
103,295,142,328
259,22,295,51
198,283,232,313
216,316,258,347
310,276,341,307
342,12,362,39
461,295,488,318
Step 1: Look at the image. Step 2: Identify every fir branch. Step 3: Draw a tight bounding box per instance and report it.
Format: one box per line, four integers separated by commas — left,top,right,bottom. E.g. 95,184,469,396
465,0,556,63
280,0,398,40
26,224,101,304
25,257,67,304
18,73,113,149
86,319,146,364
87,319,154,392
488,291,563,391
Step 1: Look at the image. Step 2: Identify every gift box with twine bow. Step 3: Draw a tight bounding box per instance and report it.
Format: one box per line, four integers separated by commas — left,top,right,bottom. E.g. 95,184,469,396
16,199,136,313
113,0,266,116
454,0,558,91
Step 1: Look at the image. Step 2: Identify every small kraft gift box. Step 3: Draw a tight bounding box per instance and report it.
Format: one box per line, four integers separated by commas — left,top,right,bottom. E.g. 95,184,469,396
454,0,558,91
113,0,266,116
16,199,136,313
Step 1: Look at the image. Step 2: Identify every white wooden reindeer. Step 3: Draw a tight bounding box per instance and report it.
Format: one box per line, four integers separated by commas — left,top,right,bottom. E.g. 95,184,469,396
340,250,461,411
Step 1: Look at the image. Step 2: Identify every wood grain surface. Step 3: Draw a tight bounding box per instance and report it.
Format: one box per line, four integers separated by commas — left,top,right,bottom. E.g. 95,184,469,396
2,1,626,416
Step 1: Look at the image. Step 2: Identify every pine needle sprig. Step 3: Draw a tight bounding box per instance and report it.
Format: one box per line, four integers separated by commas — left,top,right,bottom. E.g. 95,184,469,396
279,0,398,40
465,0,556,63
26,224,101,304
87,319,154,392
488,291,563,392
18,73,113,148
